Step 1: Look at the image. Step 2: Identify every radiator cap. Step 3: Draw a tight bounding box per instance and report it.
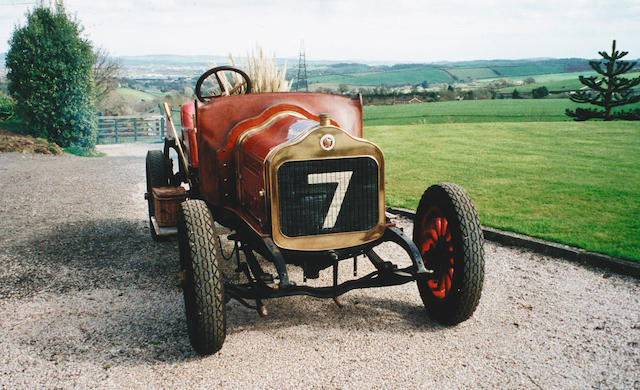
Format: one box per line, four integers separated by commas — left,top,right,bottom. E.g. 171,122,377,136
318,113,331,126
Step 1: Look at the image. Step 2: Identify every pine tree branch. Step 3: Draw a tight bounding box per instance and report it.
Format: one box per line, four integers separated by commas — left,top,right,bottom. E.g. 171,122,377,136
589,61,607,75
579,76,605,91
609,98,635,107
569,92,607,106
587,100,608,108
598,51,612,61
569,91,594,103
569,95,591,103
614,77,640,89
610,61,635,76
626,94,640,104
612,108,640,120
566,107,606,121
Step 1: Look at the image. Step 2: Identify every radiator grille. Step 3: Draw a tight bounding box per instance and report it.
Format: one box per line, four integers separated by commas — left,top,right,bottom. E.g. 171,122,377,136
277,157,379,237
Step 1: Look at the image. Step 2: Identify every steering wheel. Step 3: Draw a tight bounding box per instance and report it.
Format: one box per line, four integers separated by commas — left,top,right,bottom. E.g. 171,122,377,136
195,66,252,103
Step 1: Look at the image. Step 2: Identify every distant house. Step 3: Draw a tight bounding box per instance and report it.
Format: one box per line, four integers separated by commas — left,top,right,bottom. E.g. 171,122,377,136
394,97,423,105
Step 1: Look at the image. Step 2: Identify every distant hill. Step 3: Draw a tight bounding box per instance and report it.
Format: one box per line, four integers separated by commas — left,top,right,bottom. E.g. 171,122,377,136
306,57,640,88
3,52,638,89
118,54,227,66
305,58,595,87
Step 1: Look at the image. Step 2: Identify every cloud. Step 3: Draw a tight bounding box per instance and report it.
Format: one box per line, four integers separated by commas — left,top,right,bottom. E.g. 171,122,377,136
1,0,639,62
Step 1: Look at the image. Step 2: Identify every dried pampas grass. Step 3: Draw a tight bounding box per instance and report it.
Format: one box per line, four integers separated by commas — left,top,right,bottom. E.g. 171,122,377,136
229,46,291,93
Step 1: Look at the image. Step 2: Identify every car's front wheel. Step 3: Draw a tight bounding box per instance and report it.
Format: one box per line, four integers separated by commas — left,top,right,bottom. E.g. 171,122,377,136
413,182,484,325
177,199,226,355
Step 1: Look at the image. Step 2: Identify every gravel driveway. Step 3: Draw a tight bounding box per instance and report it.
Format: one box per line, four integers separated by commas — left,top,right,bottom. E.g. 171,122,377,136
0,143,638,389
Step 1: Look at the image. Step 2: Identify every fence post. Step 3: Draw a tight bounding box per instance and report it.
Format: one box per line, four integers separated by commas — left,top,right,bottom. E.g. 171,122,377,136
160,116,165,140
97,118,102,144
133,119,138,142
114,120,119,143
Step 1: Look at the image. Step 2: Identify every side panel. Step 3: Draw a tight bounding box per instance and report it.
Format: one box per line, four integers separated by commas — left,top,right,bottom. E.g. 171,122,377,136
236,112,318,227
180,102,198,168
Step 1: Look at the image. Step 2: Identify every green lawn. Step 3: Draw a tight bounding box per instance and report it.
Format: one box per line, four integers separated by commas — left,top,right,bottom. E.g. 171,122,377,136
364,99,640,126
364,99,579,125
365,121,640,261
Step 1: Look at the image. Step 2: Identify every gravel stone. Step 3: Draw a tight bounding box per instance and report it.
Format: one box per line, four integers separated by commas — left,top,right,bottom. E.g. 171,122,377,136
0,144,638,389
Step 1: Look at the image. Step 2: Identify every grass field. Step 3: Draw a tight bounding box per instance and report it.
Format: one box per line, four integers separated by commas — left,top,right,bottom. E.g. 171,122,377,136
365,121,640,261
483,71,592,83
491,64,566,77
302,57,636,90
114,87,162,101
308,66,575,87
497,71,640,93
499,78,587,93
446,67,498,80
363,99,640,126
309,68,451,86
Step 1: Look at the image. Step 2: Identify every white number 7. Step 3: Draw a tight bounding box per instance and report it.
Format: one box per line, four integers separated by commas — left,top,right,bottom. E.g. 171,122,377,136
308,171,353,229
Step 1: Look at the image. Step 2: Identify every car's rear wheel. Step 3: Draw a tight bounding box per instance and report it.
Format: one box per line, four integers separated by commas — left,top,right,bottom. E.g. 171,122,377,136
146,150,169,241
413,183,484,324
177,199,226,355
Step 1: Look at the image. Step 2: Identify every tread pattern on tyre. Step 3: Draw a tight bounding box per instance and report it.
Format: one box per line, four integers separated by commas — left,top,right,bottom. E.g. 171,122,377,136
414,182,485,325
178,199,226,355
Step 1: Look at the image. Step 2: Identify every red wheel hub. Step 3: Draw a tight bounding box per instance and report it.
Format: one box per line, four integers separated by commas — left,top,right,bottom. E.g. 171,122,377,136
416,207,454,299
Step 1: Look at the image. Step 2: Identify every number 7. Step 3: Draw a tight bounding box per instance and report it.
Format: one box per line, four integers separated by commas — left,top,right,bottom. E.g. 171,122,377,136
308,171,353,229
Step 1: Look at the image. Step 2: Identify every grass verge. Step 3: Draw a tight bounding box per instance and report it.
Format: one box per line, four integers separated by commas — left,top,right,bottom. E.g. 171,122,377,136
63,146,105,157
365,121,640,261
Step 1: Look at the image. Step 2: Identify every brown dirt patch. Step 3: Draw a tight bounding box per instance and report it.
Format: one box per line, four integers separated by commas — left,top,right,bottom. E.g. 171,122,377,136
0,129,63,155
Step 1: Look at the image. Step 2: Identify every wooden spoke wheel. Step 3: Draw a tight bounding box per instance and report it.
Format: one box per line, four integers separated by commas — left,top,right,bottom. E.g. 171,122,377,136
413,183,485,325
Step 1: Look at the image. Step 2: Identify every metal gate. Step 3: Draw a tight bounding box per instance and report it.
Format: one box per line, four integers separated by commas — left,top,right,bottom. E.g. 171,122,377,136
97,115,165,144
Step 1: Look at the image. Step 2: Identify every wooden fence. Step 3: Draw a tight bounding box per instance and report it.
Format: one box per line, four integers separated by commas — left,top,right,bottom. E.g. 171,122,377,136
97,115,168,144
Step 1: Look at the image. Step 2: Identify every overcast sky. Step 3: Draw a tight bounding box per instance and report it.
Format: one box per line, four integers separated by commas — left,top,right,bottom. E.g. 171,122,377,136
1,0,639,63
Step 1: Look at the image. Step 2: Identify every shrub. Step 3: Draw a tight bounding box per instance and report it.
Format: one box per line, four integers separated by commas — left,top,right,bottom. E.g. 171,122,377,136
6,3,96,148
532,86,549,99
0,94,16,121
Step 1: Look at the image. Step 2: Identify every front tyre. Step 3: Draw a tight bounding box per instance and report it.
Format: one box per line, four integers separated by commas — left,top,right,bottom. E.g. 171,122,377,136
413,183,484,325
177,199,226,355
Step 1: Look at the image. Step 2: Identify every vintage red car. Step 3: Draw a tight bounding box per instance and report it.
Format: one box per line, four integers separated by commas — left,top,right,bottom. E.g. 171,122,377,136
145,66,485,355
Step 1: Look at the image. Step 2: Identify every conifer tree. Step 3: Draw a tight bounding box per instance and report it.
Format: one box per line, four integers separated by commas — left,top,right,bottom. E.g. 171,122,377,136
6,2,97,147
566,40,640,121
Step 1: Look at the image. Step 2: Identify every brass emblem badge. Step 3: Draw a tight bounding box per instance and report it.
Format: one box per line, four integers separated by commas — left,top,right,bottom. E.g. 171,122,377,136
320,134,335,151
